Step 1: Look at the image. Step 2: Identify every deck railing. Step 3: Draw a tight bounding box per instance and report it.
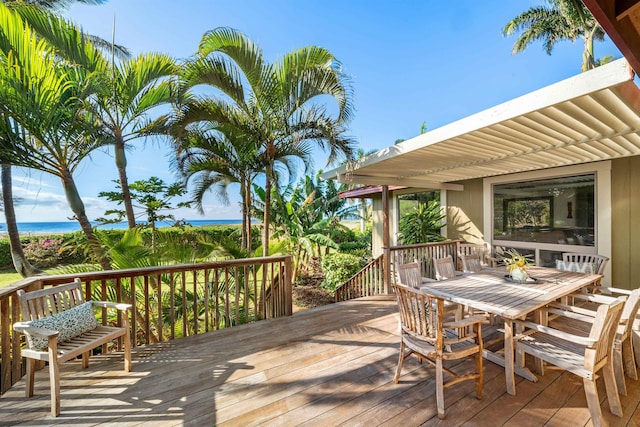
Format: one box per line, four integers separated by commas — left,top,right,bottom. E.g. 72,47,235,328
334,255,384,302
334,241,461,302
0,255,292,395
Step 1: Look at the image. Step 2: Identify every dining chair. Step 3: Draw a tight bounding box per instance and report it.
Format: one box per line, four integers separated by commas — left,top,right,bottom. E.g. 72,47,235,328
433,255,461,281
459,251,482,273
396,262,431,288
550,288,640,396
457,242,497,268
561,253,610,275
392,283,484,420
514,296,625,426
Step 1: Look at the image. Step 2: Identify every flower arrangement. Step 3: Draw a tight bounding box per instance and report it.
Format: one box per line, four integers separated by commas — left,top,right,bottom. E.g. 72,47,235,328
496,247,534,281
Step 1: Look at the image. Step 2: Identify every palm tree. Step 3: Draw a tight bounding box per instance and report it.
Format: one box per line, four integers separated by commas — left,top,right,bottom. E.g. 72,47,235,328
88,52,178,229
171,121,263,253
180,27,356,257
0,0,120,276
502,0,606,72
0,4,112,269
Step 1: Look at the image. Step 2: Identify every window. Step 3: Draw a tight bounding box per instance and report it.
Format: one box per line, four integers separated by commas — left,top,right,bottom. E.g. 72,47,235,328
398,191,440,218
493,174,595,247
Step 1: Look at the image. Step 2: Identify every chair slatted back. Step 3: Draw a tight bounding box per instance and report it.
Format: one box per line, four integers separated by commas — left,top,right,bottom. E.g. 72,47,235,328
458,242,492,266
393,283,441,344
460,252,482,273
562,253,610,275
619,289,640,340
586,298,624,370
397,262,423,288
434,255,456,281
17,279,85,321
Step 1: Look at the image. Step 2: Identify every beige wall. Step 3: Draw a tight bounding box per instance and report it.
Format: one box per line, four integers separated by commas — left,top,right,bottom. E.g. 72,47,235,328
446,178,485,244
611,156,640,290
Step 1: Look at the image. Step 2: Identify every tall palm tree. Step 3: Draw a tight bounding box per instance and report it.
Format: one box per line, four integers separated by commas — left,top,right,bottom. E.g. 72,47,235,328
180,27,356,256
88,52,178,229
171,119,263,253
0,4,112,269
0,0,117,276
502,0,605,72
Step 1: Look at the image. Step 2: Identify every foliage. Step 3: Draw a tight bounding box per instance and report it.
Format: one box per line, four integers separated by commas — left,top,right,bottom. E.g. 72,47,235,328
320,252,365,292
252,172,357,282
398,200,447,244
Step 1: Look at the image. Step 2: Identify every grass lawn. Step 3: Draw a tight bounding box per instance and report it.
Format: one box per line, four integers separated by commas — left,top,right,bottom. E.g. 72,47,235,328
0,269,22,287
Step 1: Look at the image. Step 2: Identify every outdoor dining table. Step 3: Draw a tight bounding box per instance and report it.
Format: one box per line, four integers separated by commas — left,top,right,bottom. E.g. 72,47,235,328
420,266,603,396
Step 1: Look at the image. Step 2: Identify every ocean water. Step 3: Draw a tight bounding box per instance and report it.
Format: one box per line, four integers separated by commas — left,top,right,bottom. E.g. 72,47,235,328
0,219,242,235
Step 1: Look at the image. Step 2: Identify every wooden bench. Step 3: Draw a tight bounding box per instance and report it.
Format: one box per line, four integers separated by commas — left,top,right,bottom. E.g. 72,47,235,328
13,278,132,416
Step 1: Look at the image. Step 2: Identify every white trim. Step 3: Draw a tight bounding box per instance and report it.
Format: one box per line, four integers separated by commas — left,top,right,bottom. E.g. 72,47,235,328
483,161,612,283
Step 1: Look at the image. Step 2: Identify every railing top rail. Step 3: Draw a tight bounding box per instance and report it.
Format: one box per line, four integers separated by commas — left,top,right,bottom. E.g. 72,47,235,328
388,240,462,251
0,255,292,298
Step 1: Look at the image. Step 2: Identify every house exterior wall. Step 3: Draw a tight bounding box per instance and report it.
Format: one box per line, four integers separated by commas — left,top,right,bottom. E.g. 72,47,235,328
446,178,484,244
611,156,640,290
367,157,638,289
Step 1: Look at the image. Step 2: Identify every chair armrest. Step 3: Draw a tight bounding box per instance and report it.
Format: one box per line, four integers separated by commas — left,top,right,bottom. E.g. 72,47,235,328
547,302,598,322
444,314,486,329
13,322,59,338
569,293,621,305
600,287,631,296
91,301,132,311
514,319,597,347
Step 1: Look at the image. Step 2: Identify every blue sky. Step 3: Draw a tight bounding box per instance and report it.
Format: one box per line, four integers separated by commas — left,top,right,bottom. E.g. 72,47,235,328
10,0,621,223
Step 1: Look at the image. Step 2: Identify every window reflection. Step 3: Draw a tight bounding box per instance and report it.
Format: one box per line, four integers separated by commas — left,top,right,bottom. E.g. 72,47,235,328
493,174,595,247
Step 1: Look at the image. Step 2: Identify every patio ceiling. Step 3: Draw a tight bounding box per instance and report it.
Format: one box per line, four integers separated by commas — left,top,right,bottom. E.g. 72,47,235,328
320,59,640,190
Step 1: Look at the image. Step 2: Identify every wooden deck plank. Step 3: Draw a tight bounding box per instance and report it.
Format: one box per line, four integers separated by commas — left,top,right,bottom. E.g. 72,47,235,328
2,295,640,426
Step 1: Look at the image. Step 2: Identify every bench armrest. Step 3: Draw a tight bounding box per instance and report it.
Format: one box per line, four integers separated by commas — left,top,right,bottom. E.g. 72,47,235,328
91,301,132,311
514,319,598,347
13,322,59,338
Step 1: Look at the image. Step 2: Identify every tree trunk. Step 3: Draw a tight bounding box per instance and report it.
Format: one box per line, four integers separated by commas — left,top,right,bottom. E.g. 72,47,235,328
61,170,111,270
1,164,42,277
115,137,136,229
245,180,252,253
582,33,596,72
263,166,272,257
240,181,247,251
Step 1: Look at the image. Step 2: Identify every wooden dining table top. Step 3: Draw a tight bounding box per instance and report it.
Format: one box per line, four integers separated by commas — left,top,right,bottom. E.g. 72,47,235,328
420,266,603,320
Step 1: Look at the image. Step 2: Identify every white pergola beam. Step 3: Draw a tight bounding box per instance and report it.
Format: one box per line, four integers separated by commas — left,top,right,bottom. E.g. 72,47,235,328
337,174,464,191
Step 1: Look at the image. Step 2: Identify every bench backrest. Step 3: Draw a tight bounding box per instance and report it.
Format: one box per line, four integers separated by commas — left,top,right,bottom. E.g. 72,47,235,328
17,279,85,321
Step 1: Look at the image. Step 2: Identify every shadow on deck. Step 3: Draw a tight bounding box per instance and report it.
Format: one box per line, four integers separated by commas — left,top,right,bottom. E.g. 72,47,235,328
1,296,639,426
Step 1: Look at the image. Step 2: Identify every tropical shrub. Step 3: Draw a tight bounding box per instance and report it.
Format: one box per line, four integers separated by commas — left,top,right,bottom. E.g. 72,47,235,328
398,200,447,244
320,252,366,293
22,237,66,268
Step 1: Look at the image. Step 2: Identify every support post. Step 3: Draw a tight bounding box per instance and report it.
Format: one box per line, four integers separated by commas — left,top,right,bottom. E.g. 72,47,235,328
382,185,391,294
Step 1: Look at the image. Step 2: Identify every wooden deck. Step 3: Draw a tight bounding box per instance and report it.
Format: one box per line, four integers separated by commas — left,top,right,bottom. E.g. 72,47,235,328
2,296,640,426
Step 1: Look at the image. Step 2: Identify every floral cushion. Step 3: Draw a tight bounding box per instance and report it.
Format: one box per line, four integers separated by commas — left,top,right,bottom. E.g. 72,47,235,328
555,260,595,274
26,302,98,351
